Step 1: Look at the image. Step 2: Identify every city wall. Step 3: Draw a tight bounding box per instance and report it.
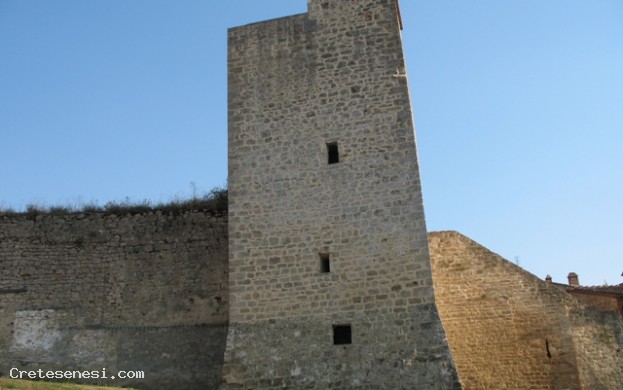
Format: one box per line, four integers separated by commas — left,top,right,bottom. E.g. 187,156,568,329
429,231,623,390
0,210,228,390
1,215,622,389
1,0,622,388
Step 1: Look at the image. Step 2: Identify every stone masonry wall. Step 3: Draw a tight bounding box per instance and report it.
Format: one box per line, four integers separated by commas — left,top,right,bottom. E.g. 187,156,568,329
0,210,228,390
566,290,622,314
4,2,622,389
429,231,623,390
224,0,460,388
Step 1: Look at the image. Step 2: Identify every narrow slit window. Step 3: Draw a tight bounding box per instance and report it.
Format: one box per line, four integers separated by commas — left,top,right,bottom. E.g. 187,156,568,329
333,324,352,345
546,339,552,359
327,142,339,164
320,253,331,273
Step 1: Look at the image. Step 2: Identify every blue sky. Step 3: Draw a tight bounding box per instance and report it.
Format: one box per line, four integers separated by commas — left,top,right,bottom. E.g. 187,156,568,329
1,1,621,286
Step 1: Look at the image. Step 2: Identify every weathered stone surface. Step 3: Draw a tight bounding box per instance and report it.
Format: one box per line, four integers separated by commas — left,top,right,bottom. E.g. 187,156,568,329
0,211,228,390
429,231,623,390
223,0,460,388
2,2,622,390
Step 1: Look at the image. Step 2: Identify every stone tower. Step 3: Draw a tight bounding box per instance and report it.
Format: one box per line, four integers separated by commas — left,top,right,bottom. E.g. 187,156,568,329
223,0,460,388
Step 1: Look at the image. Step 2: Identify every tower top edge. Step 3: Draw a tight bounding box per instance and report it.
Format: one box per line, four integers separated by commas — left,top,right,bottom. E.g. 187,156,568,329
228,12,308,33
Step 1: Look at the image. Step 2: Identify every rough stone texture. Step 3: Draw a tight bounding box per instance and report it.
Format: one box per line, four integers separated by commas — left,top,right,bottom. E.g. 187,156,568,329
3,217,622,389
223,0,460,388
429,231,623,390
2,2,622,389
564,286,623,314
0,211,228,390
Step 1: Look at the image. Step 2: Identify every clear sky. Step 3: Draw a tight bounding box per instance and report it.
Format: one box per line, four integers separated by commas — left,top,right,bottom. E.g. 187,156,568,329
1,1,621,286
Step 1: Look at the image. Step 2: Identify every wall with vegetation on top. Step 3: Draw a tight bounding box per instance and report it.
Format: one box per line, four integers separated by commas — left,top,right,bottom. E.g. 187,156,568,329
0,210,228,390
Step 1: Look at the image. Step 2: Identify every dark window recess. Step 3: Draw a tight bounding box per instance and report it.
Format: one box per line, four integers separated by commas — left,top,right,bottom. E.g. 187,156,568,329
320,253,331,273
333,324,352,345
327,142,339,164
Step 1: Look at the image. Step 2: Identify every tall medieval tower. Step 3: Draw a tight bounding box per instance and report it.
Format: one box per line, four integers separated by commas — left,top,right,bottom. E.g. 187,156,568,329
223,0,461,388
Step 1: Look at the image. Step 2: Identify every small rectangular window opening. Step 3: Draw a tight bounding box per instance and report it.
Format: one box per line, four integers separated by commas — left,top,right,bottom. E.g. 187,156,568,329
327,142,339,164
320,253,331,273
333,324,352,345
